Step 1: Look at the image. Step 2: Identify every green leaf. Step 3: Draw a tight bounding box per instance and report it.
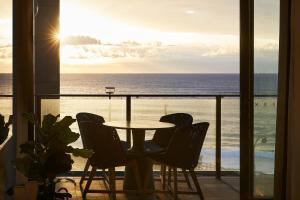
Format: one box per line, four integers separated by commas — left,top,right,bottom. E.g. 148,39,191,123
56,129,80,145
66,146,94,158
53,116,76,131
19,142,35,154
19,141,44,157
47,140,67,153
42,114,59,130
0,115,4,128
22,113,38,125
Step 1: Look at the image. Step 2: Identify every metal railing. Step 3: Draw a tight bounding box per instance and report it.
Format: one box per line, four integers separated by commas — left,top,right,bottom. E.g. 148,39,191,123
34,93,245,179
1,93,277,178
0,95,13,97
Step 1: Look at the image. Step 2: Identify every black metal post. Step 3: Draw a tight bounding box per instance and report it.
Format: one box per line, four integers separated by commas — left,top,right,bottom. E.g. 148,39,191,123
216,96,222,179
34,95,42,140
126,96,131,146
240,0,255,198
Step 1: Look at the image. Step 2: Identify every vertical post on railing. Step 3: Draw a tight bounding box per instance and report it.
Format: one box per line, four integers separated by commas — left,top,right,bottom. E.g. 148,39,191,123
34,95,42,141
216,96,222,179
126,95,131,146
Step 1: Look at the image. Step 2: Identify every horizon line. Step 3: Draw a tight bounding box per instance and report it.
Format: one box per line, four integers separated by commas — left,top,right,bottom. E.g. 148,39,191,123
0,72,279,75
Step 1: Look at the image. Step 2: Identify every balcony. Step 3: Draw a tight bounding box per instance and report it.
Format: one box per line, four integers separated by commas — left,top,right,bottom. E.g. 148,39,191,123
21,93,273,199
1,0,292,199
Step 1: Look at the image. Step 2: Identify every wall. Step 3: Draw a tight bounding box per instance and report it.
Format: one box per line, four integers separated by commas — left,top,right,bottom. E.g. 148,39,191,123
286,0,300,199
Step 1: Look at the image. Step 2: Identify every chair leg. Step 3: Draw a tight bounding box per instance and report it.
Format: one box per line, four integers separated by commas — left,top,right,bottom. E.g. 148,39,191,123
80,159,90,185
167,166,172,188
182,169,193,189
161,165,167,190
83,166,97,199
173,167,178,200
108,168,116,200
190,169,204,200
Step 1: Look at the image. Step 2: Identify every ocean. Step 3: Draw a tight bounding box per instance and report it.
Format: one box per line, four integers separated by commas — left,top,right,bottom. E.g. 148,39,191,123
0,73,277,174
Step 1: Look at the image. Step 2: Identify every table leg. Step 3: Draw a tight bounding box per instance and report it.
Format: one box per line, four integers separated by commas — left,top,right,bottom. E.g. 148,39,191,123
123,129,155,194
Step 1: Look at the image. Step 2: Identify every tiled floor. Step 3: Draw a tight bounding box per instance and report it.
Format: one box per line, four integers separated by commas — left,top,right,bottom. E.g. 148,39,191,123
56,175,239,200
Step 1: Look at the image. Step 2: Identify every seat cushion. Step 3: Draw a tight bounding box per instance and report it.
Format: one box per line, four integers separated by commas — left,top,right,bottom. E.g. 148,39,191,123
144,140,165,155
121,140,130,150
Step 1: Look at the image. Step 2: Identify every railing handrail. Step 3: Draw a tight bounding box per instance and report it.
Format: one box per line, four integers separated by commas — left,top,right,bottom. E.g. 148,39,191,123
0,94,13,97
32,93,277,98
0,94,278,98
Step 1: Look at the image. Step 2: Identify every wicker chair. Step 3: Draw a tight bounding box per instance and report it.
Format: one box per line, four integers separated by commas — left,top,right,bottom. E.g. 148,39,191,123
144,113,193,189
78,121,142,200
76,112,129,193
150,122,209,200
76,112,105,148
76,113,129,150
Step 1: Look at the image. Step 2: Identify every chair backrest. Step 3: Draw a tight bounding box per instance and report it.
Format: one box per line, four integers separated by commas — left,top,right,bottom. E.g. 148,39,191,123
152,113,193,147
164,122,209,169
76,112,105,149
78,121,127,169
76,112,105,124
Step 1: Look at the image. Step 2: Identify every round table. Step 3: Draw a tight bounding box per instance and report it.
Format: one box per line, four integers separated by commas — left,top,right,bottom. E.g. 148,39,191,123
103,120,175,195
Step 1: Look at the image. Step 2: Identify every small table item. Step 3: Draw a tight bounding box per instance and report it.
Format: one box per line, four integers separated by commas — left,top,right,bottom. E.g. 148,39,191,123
103,120,175,194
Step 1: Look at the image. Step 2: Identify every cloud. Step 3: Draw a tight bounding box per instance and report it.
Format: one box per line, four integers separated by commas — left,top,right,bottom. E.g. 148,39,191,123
61,37,278,60
61,41,163,60
60,36,279,73
0,45,12,59
62,35,101,45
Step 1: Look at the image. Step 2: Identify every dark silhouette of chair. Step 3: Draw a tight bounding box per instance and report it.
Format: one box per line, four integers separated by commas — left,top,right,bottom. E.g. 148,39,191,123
150,122,209,200
76,112,129,149
144,113,193,189
78,121,142,200
76,112,129,191
76,112,105,125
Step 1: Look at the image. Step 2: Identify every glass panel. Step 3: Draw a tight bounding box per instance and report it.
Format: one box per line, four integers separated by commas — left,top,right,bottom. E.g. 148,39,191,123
41,97,126,170
0,0,12,95
0,0,12,133
59,0,240,184
254,0,279,197
221,97,240,172
0,97,12,118
221,97,240,191
132,97,216,171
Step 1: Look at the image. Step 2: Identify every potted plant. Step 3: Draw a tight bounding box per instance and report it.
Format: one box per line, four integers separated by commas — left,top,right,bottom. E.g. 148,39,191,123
15,113,93,199
0,114,12,144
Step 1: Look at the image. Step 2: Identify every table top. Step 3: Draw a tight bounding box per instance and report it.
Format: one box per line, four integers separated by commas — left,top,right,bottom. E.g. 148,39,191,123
103,120,175,130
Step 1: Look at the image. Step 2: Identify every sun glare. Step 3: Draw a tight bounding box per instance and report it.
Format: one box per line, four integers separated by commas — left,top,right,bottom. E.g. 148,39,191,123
53,32,61,41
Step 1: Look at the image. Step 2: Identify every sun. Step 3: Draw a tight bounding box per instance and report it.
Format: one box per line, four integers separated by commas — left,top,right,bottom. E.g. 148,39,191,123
53,32,61,41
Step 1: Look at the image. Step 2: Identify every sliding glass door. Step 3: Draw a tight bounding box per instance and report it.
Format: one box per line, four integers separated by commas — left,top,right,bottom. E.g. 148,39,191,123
253,0,279,198
0,0,13,117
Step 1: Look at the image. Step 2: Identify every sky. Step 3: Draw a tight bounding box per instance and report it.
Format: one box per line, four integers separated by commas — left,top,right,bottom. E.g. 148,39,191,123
0,0,279,73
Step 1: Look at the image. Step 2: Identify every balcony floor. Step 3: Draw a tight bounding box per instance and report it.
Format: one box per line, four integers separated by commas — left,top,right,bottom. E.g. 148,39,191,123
57,175,239,200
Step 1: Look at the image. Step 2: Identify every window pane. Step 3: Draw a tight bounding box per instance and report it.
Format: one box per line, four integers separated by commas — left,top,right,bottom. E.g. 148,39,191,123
254,0,279,197
0,0,12,117
59,0,240,181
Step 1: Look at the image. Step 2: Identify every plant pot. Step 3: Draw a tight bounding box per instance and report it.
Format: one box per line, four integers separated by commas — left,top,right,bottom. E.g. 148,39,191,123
14,181,39,200
36,180,72,200
37,182,56,200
